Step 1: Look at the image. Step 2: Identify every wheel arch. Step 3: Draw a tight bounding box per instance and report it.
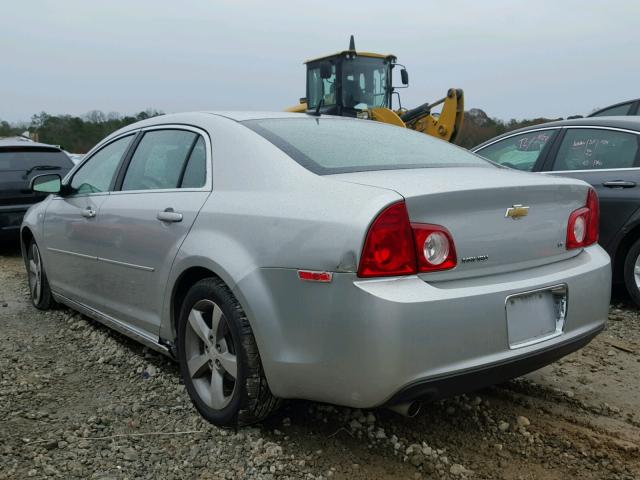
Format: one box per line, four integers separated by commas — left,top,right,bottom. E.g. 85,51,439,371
169,265,222,340
612,221,640,284
20,226,35,268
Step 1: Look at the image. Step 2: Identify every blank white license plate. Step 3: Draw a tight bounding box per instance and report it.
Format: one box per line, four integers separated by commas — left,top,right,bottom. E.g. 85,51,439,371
506,285,567,348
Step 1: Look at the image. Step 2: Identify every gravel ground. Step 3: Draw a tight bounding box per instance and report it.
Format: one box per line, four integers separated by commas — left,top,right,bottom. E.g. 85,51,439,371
1,242,639,480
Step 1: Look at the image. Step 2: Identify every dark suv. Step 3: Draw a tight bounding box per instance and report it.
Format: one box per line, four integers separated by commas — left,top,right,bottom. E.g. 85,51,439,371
472,117,640,304
0,137,74,238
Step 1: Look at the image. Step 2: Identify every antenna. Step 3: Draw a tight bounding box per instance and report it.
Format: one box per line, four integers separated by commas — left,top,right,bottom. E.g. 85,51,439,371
349,35,355,51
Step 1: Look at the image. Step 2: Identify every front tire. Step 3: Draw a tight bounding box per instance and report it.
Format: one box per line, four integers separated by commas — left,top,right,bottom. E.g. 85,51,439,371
623,237,640,306
26,240,54,310
177,278,280,427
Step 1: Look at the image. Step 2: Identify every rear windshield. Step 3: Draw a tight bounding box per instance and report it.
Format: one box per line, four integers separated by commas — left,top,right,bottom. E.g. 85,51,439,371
243,117,490,174
0,147,73,172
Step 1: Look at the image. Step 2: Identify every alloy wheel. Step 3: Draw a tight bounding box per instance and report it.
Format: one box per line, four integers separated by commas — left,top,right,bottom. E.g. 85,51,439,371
184,299,237,409
28,243,42,304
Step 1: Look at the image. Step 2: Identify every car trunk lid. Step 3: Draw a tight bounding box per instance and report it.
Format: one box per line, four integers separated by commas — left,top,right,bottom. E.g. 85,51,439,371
329,167,590,280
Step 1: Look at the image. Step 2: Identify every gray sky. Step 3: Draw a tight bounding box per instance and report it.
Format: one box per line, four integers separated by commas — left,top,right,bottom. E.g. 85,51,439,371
1,0,638,123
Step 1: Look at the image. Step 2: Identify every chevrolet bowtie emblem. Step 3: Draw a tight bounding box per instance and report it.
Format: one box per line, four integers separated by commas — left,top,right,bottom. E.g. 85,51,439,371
505,204,529,220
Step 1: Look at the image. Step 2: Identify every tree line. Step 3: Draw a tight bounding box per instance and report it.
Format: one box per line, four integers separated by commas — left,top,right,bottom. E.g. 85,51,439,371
0,110,163,153
1,108,582,153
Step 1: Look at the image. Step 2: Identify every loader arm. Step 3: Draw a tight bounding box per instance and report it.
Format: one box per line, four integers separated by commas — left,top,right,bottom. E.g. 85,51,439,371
400,88,464,142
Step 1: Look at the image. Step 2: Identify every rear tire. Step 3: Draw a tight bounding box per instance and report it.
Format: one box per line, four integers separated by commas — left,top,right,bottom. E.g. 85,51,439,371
177,277,280,427
26,240,54,310
623,237,640,306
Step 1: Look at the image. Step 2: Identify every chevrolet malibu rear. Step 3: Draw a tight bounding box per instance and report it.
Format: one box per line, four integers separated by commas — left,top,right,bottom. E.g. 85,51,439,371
22,112,610,427
233,116,610,415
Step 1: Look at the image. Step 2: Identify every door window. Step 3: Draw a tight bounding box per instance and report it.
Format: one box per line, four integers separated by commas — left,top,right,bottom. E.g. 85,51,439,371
70,135,133,194
590,102,634,117
121,130,197,191
475,130,557,171
180,136,207,188
552,128,639,171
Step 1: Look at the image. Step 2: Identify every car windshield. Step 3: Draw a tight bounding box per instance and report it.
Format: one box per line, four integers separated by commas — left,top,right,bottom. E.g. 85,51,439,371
243,118,490,174
0,147,73,172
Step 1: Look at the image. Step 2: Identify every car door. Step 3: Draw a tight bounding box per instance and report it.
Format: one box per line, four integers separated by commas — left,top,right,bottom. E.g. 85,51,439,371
94,126,212,337
472,128,560,172
42,133,136,305
544,126,640,250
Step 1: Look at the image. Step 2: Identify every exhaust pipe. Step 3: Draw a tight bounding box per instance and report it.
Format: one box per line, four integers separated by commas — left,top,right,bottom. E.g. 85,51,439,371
388,401,421,418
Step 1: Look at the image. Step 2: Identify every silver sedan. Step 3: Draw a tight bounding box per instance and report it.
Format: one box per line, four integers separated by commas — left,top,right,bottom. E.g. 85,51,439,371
21,112,611,426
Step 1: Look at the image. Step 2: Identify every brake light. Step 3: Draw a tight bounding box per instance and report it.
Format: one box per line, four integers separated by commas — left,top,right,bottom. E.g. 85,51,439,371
566,188,599,249
358,202,457,278
357,202,416,278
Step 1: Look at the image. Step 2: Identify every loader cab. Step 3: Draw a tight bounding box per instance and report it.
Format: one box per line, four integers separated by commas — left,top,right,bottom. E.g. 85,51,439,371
305,51,400,117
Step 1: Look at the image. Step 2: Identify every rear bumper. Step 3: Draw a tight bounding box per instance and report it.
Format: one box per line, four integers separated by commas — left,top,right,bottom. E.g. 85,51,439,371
238,245,611,408
386,324,602,405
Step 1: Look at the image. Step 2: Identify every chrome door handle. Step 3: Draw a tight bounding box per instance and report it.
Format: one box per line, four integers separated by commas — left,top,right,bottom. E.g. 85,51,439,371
603,180,636,188
81,207,96,218
157,208,183,223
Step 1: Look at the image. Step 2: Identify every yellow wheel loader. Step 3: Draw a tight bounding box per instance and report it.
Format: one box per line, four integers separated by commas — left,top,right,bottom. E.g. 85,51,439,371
286,36,464,143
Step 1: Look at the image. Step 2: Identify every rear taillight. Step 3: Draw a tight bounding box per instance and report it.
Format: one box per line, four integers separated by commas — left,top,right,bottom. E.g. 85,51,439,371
412,224,457,272
357,202,457,278
357,202,416,278
566,188,599,249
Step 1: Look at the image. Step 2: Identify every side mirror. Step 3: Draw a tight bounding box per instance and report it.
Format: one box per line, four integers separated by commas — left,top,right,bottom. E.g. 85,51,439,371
31,173,62,194
319,62,332,79
400,68,409,86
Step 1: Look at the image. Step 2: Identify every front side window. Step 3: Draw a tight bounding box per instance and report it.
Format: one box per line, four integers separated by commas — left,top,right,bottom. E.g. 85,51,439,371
121,130,197,191
590,102,633,117
475,130,557,171
553,128,639,171
244,118,489,175
70,134,133,194
307,63,337,109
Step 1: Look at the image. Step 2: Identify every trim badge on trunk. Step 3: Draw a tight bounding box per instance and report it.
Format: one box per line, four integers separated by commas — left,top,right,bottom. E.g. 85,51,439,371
505,204,529,220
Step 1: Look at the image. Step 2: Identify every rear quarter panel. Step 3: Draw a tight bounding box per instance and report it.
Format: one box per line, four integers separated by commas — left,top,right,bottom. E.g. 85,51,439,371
159,116,400,341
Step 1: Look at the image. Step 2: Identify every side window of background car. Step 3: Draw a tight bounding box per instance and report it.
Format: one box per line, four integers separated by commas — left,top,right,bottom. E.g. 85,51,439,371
476,130,557,171
552,129,639,171
180,136,207,188
590,102,634,117
70,135,133,194
121,130,197,191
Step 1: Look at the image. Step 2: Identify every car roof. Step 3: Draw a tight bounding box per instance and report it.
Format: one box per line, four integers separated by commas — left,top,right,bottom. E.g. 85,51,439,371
208,111,312,122
473,116,640,150
0,136,63,150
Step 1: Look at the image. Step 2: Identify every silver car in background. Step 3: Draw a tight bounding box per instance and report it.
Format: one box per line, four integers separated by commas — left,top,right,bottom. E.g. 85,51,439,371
21,112,611,426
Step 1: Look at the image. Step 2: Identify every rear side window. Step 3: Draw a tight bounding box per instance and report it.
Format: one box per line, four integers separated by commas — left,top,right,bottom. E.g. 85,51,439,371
243,118,489,175
476,130,557,171
122,130,197,191
71,135,133,194
552,129,639,171
590,102,634,117
180,136,206,188
0,148,72,172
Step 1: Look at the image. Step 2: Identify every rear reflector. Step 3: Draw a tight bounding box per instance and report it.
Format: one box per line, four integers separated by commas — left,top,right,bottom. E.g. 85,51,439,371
298,270,333,282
